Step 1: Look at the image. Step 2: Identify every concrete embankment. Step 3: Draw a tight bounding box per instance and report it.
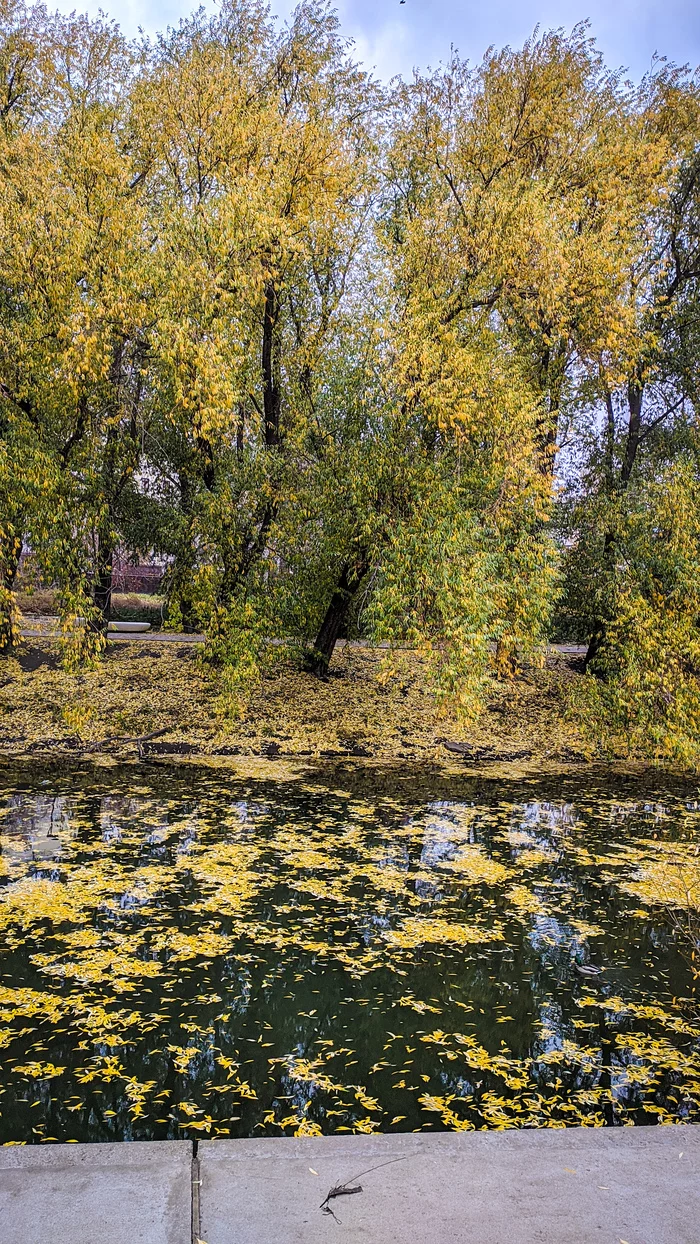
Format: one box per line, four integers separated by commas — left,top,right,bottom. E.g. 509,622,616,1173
2,1125,698,1243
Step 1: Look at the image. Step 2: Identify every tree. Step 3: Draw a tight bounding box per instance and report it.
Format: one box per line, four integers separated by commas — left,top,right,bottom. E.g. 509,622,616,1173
558,62,700,757
132,1,381,689
370,38,574,703
0,0,56,650
0,3,154,656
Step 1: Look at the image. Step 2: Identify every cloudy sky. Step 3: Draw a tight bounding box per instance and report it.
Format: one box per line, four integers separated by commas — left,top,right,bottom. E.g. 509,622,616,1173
54,0,700,81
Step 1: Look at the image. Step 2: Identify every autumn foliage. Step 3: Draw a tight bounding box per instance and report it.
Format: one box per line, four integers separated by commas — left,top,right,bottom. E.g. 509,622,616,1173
1,1,700,759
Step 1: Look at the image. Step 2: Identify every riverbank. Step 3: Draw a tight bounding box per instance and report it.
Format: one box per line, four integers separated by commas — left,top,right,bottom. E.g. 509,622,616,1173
1,637,602,772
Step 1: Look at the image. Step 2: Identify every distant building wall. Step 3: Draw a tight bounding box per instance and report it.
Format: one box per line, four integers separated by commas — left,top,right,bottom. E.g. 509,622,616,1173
112,559,167,595
18,547,168,595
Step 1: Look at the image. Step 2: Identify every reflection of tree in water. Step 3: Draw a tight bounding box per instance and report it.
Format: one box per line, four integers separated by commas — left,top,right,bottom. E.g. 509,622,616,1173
1,793,74,865
519,801,577,836
598,1007,616,1127
670,905,700,984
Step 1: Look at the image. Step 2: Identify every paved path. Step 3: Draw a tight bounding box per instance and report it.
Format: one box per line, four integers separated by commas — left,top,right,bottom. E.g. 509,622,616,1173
18,621,587,655
20,626,204,643
0,1140,191,1244
2,1126,699,1243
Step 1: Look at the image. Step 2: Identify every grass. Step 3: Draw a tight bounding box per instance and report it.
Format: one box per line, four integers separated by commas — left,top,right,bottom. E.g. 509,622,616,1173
16,589,166,628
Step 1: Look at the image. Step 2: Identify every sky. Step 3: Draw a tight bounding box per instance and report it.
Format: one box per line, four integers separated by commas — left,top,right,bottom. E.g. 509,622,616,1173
52,0,700,82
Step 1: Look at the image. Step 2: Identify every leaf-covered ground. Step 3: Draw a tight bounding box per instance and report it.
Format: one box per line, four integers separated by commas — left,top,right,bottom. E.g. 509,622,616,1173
0,768,698,1144
0,640,594,771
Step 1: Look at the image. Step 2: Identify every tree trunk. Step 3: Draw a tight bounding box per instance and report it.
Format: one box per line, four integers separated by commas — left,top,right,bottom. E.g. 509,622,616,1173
603,388,616,489
304,556,369,676
494,636,518,677
620,378,643,486
210,279,282,618
91,536,113,635
534,333,566,477
262,279,281,449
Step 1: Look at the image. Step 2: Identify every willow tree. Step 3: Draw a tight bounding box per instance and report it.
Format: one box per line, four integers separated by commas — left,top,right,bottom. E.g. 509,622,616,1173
0,3,154,655
471,28,660,474
0,0,55,650
558,62,700,759
132,0,381,691
370,39,578,705
287,28,628,690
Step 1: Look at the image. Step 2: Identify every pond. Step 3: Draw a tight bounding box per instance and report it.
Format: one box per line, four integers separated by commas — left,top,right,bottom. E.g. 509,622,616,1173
0,766,699,1144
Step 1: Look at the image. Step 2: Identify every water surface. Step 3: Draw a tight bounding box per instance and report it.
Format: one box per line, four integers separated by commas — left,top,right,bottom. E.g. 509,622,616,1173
0,767,698,1143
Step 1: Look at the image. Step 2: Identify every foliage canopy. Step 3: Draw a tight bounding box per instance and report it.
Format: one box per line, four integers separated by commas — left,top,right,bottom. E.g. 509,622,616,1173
1,1,700,758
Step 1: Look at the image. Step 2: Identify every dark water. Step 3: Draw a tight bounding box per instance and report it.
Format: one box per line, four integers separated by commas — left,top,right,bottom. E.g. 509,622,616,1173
0,766,699,1144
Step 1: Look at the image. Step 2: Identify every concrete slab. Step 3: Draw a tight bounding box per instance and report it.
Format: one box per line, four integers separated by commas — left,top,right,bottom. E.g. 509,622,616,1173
0,1140,192,1244
199,1126,700,1244
20,628,204,643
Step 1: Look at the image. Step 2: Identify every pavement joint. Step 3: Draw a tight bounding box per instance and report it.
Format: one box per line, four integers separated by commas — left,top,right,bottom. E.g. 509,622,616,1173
191,1140,202,1244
